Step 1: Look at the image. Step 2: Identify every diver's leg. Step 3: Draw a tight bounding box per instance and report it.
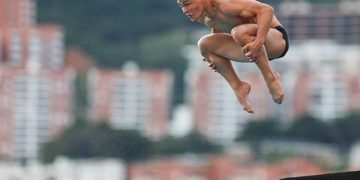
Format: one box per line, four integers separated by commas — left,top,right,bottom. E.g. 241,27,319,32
198,34,254,113
231,24,285,104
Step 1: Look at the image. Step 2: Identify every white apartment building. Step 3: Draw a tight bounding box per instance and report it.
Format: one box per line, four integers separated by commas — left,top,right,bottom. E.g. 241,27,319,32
282,41,360,121
0,0,35,28
88,62,174,139
0,67,74,160
0,158,126,180
278,0,360,44
0,0,74,160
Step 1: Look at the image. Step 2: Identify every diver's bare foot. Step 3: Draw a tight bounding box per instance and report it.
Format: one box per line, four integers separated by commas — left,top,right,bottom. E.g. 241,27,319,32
234,82,254,113
267,72,284,104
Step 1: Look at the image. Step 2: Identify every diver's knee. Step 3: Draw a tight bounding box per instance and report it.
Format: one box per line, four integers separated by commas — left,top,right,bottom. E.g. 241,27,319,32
231,26,251,46
197,34,217,56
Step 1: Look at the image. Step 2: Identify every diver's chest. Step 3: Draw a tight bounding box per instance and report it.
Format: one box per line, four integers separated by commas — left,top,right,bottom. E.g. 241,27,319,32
205,16,243,32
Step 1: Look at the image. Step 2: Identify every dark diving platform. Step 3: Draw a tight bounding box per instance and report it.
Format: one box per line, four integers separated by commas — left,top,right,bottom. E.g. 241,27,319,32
281,171,360,180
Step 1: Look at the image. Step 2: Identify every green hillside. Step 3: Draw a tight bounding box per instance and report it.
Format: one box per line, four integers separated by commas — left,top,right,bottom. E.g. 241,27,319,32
37,0,193,66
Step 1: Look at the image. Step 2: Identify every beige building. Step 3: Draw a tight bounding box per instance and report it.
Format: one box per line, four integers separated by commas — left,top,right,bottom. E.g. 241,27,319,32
278,1,360,44
87,62,173,139
282,41,360,121
0,0,74,160
0,0,35,28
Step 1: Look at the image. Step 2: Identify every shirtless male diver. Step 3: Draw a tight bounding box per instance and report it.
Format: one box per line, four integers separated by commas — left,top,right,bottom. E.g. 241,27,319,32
177,0,289,113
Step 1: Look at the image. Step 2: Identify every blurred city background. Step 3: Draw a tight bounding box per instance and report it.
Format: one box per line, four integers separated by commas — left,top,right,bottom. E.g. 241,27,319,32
0,0,360,179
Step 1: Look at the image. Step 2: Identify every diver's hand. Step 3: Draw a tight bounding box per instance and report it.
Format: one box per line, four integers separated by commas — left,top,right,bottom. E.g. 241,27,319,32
203,58,218,73
243,40,263,62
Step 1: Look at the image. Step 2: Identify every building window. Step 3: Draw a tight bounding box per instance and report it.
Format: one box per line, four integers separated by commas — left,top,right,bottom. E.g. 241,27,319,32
49,35,64,68
207,78,244,144
20,0,35,26
309,81,348,121
28,33,41,64
9,31,22,65
0,32,2,62
12,75,52,159
110,78,150,131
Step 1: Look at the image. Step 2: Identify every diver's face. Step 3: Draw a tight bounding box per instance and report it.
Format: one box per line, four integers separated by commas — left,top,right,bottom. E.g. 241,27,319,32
177,0,204,21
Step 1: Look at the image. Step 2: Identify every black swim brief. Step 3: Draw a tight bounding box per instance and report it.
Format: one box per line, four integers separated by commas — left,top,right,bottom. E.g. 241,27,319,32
270,26,289,60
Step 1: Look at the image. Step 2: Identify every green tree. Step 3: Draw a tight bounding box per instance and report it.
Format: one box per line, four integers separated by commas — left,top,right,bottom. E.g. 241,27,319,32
183,131,223,154
73,72,89,120
333,113,360,147
237,118,282,142
41,122,152,163
285,115,341,144
153,131,222,155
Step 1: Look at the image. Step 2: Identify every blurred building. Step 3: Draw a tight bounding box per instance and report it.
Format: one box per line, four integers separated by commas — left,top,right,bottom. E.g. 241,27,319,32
275,0,360,121
0,0,35,28
0,67,74,160
281,41,360,121
278,0,360,44
0,25,65,68
128,155,326,180
87,62,173,139
0,157,126,180
349,142,360,170
0,0,74,160
64,48,96,73
276,1,360,121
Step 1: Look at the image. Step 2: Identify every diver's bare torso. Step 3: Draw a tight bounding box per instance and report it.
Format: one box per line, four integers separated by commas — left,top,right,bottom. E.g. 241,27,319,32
198,0,282,33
